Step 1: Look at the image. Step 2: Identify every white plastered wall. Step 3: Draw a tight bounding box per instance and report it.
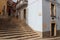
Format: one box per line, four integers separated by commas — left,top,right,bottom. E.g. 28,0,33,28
27,0,43,32
56,0,60,30
42,0,60,32
42,0,51,32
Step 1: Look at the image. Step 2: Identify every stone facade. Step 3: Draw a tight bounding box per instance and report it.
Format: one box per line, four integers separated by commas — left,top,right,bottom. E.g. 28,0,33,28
0,0,7,15
7,0,16,16
16,0,28,20
27,0,60,38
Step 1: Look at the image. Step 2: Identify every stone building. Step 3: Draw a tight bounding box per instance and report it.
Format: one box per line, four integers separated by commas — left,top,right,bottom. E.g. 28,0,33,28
16,0,28,20
7,0,16,16
15,0,60,38
26,0,60,38
0,0,7,15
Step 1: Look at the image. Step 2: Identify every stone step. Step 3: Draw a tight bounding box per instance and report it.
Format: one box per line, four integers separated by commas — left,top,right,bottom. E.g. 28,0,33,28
0,31,36,34
0,29,37,34
0,35,40,40
0,32,37,37
0,18,40,40
19,25,33,31
0,30,40,39
2,34,40,39
0,32,37,36
0,27,34,34
0,29,34,32
0,32,36,35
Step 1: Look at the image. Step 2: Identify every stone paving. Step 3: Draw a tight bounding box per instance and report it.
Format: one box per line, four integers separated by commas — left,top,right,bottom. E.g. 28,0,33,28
0,17,40,40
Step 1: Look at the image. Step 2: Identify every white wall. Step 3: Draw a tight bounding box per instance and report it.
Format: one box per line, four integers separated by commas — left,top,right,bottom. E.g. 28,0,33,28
56,3,60,30
56,6,60,30
42,0,60,32
42,0,51,32
27,0,43,32
27,0,60,32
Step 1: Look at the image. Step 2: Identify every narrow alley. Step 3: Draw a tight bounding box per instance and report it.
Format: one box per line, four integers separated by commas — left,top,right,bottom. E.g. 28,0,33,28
0,17,40,40
0,0,60,40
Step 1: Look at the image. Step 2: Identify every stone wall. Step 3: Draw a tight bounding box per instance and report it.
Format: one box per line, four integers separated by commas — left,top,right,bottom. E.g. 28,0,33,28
0,0,7,15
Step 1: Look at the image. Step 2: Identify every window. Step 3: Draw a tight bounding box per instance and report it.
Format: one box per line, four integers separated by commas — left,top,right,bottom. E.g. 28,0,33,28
51,3,54,16
50,0,56,17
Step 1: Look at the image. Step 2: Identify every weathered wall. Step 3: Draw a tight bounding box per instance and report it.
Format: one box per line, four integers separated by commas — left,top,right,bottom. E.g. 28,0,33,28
42,0,51,32
0,0,7,14
56,0,60,30
27,0,43,32
42,0,60,32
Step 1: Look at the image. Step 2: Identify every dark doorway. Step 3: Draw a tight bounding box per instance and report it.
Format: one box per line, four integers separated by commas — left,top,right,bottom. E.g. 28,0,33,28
8,8,11,16
3,6,5,15
51,23,56,36
24,9,26,19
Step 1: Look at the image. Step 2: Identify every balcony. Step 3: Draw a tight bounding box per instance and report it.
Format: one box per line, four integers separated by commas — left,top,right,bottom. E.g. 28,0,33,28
16,0,28,10
7,1,16,10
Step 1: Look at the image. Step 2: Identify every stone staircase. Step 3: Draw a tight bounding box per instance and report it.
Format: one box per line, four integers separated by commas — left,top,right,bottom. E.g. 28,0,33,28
0,18,40,40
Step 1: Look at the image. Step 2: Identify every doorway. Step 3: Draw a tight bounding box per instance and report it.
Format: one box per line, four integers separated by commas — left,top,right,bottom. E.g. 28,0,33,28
50,23,56,36
2,6,5,15
24,9,26,20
